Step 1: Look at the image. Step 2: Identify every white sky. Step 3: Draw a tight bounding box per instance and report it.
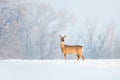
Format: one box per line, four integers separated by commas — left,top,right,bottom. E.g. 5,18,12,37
31,0,120,24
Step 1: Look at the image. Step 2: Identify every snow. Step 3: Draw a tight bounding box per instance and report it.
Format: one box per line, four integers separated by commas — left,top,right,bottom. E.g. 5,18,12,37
0,59,120,80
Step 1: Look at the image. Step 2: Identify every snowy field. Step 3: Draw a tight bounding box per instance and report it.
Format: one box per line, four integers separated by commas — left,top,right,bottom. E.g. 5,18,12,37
0,59,120,80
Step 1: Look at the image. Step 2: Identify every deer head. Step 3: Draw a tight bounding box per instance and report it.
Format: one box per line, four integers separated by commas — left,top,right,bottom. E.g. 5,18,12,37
59,35,66,42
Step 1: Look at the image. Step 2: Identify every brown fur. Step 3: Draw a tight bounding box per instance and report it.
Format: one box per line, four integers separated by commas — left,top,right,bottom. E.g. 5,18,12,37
59,35,84,61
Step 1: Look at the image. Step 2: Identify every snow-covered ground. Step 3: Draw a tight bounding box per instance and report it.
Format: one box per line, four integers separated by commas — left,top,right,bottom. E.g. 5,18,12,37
0,59,120,80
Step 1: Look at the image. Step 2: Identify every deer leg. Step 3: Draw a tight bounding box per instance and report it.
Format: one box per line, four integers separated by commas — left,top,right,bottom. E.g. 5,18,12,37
76,54,80,60
64,54,67,60
81,55,84,60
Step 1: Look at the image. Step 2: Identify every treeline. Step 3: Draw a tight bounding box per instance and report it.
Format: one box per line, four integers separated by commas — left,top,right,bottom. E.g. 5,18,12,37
0,0,120,59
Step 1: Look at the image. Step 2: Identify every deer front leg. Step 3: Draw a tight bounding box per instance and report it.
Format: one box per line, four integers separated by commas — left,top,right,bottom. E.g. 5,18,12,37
76,54,80,61
64,54,67,60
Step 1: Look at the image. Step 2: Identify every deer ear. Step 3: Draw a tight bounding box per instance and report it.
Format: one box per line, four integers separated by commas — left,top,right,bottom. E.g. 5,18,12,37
59,35,62,37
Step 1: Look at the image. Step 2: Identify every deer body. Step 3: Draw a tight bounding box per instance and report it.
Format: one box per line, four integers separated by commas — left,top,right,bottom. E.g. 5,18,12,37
59,35,84,60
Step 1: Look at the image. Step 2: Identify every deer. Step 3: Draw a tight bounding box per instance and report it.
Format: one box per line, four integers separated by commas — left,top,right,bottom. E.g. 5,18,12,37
59,35,84,61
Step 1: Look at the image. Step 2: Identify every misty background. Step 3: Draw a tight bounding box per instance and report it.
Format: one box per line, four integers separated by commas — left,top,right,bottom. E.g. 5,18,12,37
0,0,120,59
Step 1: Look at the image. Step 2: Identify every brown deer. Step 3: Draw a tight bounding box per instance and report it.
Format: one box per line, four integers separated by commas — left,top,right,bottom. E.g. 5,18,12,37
59,35,84,61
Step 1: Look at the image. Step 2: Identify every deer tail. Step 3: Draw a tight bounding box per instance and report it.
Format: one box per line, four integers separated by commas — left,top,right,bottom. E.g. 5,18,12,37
82,46,85,60
82,46,84,52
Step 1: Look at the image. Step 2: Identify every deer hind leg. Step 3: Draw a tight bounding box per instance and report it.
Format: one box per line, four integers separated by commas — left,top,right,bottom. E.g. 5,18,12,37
64,54,67,60
76,54,80,60
81,55,84,60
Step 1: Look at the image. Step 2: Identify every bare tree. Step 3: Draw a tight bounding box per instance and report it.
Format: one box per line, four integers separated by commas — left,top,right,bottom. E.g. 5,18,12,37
83,19,97,58
16,2,75,59
83,19,117,59
102,23,116,58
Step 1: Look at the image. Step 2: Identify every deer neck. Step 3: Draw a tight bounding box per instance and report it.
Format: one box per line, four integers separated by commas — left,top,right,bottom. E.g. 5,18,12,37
60,42,65,48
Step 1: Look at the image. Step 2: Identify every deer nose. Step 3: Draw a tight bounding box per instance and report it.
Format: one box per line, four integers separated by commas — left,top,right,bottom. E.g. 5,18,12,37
61,39,64,42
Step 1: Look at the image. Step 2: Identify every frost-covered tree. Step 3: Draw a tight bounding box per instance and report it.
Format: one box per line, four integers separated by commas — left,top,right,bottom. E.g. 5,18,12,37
83,19,117,59
0,0,74,59
0,1,26,59
8,1,75,59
